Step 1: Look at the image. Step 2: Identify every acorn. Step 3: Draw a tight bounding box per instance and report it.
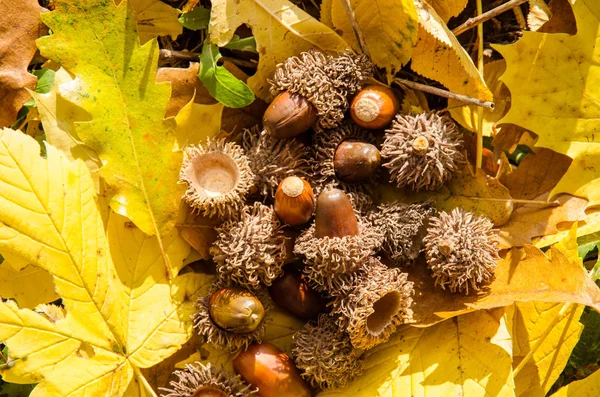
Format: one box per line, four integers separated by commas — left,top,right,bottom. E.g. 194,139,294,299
268,268,327,321
263,91,318,139
350,85,400,130
274,176,315,226
333,141,381,183
209,287,265,334
233,342,311,397
314,189,359,238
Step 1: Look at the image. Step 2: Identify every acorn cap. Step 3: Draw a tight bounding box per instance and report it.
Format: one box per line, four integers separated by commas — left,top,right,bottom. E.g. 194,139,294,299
180,139,254,219
381,112,465,191
331,258,414,350
239,126,310,198
160,362,257,397
193,285,271,353
211,202,287,290
423,208,499,294
310,122,379,195
369,201,436,264
270,50,374,130
292,314,364,390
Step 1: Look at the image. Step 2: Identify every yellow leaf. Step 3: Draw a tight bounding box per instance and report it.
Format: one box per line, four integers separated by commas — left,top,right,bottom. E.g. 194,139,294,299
174,94,224,148
380,166,513,226
209,0,349,100
0,263,58,309
412,0,492,101
495,0,600,206
129,0,182,43
449,60,511,137
37,0,185,244
0,129,209,396
319,309,515,397
428,0,468,22
326,0,418,75
511,302,584,397
550,366,600,397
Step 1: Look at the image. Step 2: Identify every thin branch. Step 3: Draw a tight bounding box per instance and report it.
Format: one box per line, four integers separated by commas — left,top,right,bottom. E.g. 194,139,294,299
159,49,258,69
339,0,371,59
393,78,495,109
467,197,561,207
452,0,529,36
476,0,484,169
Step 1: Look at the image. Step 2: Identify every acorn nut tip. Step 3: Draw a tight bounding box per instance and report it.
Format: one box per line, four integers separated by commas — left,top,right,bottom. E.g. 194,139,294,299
350,85,400,130
274,176,315,226
263,91,318,139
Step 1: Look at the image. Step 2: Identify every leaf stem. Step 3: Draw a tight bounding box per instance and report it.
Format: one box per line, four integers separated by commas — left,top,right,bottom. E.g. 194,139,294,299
513,302,573,378
393,78,494,109
134,367,158,397
452,0,529,36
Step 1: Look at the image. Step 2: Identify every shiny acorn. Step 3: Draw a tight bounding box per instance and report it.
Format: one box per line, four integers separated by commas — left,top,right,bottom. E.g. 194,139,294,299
233,342,311,397
333,141,381,183
263,91,318,139
209,287,265,334
274,176,315,226
268,268,327,321
350,85,400,130
315,189,360,239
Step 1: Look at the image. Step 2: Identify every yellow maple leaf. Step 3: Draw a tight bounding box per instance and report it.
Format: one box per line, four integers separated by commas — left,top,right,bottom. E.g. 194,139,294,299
510,302,584,397
0,128,209,396
496,0,600,206
36,0,185,248
321,0,418,76
550,366,600,396
209,0,349,101
318,309,515,397
411,0,492,101
0,262,58,309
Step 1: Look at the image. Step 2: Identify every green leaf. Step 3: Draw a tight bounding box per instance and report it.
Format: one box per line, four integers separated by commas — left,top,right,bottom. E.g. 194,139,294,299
198,42,255,108
0,382,36,397
32,69,55,94
567,308,600,370
223,35,257,53
178,5,210,30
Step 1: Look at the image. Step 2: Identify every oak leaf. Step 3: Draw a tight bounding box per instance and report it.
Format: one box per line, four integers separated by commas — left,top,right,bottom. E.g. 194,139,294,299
322,0,419,76
511,302,584,397
496,0,600,206
37,0,185,249
318,309,515,397
0,128,209,396
0,0,47,127
208,0,348,100
123,0,183,43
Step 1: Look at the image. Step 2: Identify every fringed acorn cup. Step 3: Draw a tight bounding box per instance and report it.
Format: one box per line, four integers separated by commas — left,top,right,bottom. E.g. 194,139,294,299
424,208,500,294
211,202,287,290
180,138,254,219
292,314,365,390
264,50,374,138
294,189,382,293
239,126,310,198
381,112,465,191
160,362,257,397
331,258,414,350
192,285,270,353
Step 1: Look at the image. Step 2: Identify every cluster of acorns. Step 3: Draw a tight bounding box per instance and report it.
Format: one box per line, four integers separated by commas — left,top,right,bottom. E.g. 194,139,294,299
161,50,500,397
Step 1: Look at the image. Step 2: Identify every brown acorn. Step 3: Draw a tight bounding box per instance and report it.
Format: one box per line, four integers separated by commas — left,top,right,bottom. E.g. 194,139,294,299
314,189,359,238
209,287,265,334
268,268,327,321
274,176,315,226
263,91,318,139
333,141,381,183
350,85,400,130
233,342,311,397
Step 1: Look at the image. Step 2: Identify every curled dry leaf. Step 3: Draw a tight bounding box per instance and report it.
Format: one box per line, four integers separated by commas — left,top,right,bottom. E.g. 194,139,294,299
321,0,419,75
411,0,492,101
208,0,348,100
0,0,47,127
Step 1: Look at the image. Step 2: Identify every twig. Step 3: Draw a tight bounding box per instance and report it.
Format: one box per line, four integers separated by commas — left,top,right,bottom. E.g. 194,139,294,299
476,0,484,169
393,78,495,109
512,4,527,30
159,49,258,69
452,0,529,36
467,197,561,207
339,0,371,59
